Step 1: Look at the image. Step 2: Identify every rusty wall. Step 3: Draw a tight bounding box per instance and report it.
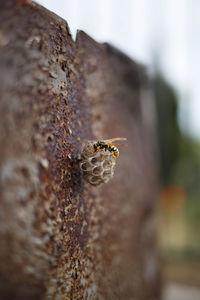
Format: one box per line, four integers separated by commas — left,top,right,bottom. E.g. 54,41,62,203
0,1,160,299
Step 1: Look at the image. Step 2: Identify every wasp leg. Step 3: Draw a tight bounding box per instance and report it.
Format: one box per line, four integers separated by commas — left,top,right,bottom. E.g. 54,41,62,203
109,152,115,166
91,145,95,154
101,148,106,161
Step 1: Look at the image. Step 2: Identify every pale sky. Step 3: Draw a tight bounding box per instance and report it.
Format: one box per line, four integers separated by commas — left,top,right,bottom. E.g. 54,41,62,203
37,0,200,139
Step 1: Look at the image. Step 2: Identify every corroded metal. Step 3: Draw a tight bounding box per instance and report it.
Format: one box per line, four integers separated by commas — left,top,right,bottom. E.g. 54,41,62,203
0,1,160,299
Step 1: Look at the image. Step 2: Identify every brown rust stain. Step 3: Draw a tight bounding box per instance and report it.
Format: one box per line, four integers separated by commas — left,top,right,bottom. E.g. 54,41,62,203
0,1,94,299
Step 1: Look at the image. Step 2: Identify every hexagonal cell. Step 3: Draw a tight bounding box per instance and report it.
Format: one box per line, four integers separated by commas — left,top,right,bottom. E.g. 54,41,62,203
102,170,111,178
90,176,102,186
103,160,111,168
81,142,95,158
80,162,92,171
90,157,99,164
93,166,103,175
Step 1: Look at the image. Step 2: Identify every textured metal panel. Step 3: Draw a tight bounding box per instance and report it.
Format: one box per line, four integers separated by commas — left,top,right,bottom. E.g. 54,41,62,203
0,1,160,299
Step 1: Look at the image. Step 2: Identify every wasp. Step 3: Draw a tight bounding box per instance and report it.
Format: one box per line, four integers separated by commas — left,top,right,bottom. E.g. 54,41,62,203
93,137,127,158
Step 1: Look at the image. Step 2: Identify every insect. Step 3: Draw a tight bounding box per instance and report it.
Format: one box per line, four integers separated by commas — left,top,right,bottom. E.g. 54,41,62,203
93,137,127,158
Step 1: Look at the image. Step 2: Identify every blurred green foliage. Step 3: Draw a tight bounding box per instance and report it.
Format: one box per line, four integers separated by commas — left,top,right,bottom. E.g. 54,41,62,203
153,72,200,247
153,71,181,185
171,135,200,229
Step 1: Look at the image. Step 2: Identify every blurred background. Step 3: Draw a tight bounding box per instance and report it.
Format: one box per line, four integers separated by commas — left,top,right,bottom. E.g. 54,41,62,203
37,0,200,298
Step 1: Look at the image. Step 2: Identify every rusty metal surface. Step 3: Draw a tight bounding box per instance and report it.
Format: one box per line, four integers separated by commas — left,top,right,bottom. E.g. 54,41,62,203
0,1,160,299
77,31,160,300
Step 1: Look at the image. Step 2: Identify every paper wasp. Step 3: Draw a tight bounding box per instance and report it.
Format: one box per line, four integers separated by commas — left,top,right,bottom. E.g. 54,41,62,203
93,137,127,158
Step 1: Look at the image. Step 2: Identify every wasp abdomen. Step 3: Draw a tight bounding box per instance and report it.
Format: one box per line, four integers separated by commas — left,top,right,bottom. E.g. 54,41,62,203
108,145,119,157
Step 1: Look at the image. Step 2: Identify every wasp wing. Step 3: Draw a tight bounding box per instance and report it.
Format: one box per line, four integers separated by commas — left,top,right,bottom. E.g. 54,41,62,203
103,137,127,143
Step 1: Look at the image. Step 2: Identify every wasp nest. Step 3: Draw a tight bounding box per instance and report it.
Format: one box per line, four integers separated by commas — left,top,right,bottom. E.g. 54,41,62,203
80,141,116,186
